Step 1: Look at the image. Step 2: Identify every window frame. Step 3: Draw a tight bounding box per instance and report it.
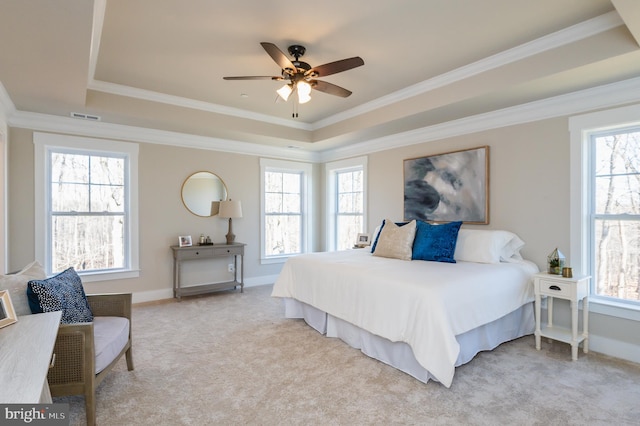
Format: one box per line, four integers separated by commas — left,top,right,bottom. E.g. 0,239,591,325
569,103,640,321
259,158,312,264
34,132,139,282
325,156,367,251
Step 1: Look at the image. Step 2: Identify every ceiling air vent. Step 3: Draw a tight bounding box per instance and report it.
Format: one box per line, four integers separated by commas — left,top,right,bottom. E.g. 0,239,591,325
70,112,101,121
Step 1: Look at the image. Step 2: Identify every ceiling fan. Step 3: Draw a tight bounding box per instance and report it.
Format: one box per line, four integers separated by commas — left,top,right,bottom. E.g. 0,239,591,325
224,42,364,112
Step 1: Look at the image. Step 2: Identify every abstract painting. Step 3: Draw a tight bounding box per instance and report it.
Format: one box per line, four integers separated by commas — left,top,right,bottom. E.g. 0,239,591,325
403,146,489,224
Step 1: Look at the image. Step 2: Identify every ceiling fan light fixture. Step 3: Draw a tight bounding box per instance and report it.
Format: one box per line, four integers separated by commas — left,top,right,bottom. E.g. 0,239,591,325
297,81,311,96
297,81,312,104
276,84,293,101
298,92,311,104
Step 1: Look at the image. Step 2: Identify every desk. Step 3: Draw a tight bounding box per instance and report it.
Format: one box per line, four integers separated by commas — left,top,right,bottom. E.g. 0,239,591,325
171,243,245,300
533,272,589,360
0,311,61,403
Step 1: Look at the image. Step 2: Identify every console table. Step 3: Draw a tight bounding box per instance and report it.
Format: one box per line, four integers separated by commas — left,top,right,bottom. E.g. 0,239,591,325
171,243,245,300
0,311,61,403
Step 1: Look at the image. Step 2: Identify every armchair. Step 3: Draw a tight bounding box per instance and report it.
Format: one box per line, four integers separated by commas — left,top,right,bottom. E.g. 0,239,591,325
1,263,134,425
47,293,134,426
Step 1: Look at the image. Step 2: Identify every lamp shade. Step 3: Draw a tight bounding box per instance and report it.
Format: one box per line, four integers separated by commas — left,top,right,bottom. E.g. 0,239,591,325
210,201,220,216
219,200,242,219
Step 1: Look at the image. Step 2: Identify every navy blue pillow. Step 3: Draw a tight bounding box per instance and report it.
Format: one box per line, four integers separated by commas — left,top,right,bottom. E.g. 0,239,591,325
412,221,463,263
27,267,93,324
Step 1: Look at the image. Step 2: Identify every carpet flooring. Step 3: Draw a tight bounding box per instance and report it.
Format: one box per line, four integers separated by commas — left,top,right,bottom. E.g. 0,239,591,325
57,284,640,425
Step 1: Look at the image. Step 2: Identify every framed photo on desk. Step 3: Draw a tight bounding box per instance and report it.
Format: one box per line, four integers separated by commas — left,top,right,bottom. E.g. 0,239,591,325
0,290,18,329
178,235,193,247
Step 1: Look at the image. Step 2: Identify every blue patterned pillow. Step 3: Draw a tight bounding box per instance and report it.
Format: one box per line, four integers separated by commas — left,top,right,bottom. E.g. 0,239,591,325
27,267,93,324
412,221,463,263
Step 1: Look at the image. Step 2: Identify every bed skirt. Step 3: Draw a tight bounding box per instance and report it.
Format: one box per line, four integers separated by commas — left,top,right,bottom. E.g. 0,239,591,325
283,298,535,384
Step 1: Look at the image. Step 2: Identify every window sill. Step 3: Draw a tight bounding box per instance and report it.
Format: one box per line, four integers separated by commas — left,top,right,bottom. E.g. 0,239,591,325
78,269,140,283
260,255,299,265
588,297,640,322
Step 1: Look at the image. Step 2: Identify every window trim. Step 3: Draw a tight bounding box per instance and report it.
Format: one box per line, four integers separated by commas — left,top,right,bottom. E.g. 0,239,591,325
325,156,367,251
569,103,640,321
34,132,139,281
259,158,312,264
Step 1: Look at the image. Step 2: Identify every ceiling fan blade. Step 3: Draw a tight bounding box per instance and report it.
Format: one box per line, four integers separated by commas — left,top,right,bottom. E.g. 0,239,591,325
306,57,364,78
223,76,283,81
260,42,296,73
311,80,352,97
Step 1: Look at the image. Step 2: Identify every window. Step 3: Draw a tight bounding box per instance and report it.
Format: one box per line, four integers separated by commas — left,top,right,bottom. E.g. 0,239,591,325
326,157,367,251
590,128,640,303
260,158,312,263
570,104,640,317
34,133,139,281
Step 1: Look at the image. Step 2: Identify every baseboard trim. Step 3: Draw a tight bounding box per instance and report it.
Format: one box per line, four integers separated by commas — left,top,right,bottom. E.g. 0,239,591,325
588,334,640,365
131,275,278,304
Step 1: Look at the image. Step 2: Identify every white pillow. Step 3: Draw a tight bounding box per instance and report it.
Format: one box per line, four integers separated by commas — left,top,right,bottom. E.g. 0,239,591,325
0,261,46,316
372,219,417,261
454,229,525,264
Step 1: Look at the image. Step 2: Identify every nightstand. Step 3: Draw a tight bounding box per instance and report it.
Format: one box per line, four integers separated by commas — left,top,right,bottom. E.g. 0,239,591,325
533,272,590,360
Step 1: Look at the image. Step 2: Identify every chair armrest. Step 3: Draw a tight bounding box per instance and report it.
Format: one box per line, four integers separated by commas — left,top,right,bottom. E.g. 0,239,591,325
48,322,94,386
86,293,132,319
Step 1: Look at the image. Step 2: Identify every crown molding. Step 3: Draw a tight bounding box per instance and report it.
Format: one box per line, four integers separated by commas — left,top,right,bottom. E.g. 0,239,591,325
87,5,623,133
8,110,319,162
88,80,313,131
87,0,107,88
5,77,640,165
0,81,16,117
318,76,640,162
313,11,624,130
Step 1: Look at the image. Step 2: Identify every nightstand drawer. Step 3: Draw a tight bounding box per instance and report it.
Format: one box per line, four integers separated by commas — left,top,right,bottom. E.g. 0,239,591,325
537,279,573,297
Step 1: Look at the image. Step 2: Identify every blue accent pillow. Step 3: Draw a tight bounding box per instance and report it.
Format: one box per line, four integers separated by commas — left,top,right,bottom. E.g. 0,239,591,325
412,221,463,263
27,267,93,324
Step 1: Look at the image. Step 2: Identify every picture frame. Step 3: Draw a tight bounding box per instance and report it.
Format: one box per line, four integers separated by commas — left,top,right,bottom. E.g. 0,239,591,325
355,233,371,248
178,235,193,247
403,146,489,224
0,290,18,329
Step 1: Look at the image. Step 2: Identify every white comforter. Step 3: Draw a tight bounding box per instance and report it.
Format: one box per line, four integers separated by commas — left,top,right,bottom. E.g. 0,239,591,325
271,249,538,387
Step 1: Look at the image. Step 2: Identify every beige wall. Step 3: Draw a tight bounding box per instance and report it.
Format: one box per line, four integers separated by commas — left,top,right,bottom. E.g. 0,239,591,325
367,118,569,270
0,117,592,284
7,128,286,298
7,115,640,361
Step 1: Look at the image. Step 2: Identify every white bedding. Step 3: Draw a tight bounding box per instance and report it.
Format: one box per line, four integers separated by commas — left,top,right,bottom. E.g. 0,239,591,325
271,249,538,387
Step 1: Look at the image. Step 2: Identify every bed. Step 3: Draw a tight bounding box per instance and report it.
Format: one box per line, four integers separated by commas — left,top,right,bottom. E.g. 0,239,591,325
271,222,539,387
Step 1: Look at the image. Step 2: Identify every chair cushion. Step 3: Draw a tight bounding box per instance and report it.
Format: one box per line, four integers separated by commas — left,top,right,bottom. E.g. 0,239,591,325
27,267,93,324
93,316,130,374
0,261,46,316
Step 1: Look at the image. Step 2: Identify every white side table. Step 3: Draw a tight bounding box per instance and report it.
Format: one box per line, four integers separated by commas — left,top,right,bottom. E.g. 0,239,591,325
533,272,590,360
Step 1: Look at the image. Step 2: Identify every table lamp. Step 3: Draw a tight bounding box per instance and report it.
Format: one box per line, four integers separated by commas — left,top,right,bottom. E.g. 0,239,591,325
219,200,242,244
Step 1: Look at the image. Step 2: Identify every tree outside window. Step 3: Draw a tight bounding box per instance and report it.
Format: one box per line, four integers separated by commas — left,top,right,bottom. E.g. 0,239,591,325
591,129,640,302
335,169,364,251
49,151,127,273
264,171,302,257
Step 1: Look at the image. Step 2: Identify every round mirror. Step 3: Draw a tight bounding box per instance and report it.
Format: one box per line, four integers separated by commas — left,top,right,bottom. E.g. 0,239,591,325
181,171,228,217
